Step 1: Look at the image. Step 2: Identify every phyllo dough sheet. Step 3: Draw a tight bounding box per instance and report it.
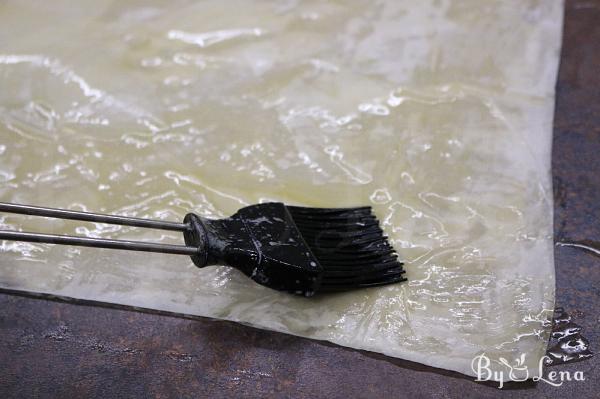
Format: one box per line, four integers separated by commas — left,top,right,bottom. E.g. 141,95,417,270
0,0,563,378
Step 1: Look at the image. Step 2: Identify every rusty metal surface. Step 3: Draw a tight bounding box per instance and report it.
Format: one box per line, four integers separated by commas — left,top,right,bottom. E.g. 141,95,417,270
0,1,599,398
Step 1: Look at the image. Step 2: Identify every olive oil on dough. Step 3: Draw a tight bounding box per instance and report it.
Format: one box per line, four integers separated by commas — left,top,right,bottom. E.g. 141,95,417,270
0,0,563,379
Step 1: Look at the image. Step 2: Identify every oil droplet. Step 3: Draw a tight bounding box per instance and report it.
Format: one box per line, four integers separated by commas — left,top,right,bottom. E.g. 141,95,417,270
545,307,593,366
370,188,392,204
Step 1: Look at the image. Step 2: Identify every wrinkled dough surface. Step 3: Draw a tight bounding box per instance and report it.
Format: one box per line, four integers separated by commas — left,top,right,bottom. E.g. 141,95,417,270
0,0,562,379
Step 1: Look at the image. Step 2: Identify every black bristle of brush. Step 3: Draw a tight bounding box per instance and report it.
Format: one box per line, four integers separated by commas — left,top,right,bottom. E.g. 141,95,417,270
286,205,406,292
184,202,405,296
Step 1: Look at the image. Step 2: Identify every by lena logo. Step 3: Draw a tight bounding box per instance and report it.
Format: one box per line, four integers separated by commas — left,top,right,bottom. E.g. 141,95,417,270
471,353,585,389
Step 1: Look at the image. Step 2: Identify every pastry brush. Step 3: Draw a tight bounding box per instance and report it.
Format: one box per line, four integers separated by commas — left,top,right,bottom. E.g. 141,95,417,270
0,201,406,296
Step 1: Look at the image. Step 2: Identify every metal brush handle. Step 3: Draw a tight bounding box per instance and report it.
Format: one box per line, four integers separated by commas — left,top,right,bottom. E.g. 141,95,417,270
0,202,199,255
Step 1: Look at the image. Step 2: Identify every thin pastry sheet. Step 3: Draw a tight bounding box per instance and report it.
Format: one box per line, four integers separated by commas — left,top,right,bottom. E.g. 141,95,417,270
0,0,562,379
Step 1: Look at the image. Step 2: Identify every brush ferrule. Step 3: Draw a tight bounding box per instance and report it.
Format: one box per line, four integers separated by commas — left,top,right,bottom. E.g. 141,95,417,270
183,213,210,268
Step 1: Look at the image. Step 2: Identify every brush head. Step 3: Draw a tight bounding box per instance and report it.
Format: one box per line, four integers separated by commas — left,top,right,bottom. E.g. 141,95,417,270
183,202,405,296
285,205,406,293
